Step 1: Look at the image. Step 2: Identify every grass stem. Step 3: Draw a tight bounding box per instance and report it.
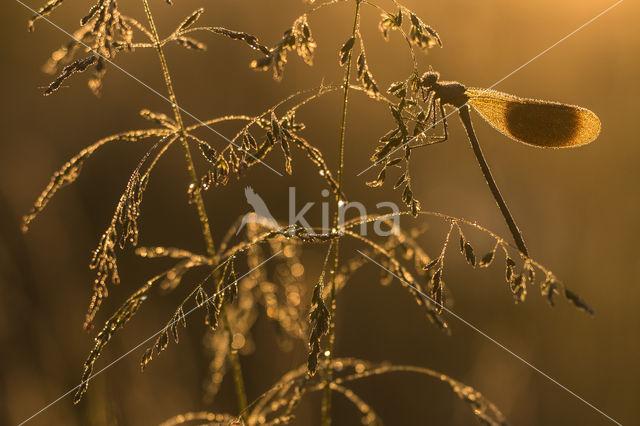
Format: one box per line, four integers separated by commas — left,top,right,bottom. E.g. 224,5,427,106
141,0,249,419
322,1,361,424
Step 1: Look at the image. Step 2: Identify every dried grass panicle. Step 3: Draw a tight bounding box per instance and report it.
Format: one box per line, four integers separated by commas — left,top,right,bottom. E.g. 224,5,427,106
138,257,231,373
139,109,177,129
26,121,175,276
203,222,309,402
307,241,334,375
98,220,315,405
85,136,176,330
407,11,442,50
378,7,403,41
176,8,204,33
203,28,269,54
32,0,161,95
21,0,595,423
342,212,593,318
22,128,168,232
241,95,345,196
88,221,310,404
367,72,455,215
163,7,273,55
250,14,316,80
376,4,442,67
339,32,380,99
136,246,210,291
74,272,167,403
189,107,342,198
27,0,66,31
344,229,449,331
452,221,594,314
355,51,380,99
44,55,98,96
240,357,507,426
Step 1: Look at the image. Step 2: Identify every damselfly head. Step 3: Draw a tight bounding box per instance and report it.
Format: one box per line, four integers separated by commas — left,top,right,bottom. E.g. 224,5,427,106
420,71,440,88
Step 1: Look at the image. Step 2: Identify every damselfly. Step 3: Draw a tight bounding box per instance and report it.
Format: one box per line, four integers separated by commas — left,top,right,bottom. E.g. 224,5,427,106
418,71,601,256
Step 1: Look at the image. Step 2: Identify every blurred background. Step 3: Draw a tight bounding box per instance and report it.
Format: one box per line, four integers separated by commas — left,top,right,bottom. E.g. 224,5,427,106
1,0,638,424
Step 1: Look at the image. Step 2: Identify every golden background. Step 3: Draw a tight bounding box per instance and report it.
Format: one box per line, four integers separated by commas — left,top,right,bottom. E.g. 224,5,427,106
1,0,637,424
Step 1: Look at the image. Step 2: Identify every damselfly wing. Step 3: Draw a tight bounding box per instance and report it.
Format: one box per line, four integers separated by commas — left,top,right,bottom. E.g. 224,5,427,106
465,88,601,148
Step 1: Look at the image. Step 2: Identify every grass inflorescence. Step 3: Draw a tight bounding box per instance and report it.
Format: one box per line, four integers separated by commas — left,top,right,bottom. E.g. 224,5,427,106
21,0,598,424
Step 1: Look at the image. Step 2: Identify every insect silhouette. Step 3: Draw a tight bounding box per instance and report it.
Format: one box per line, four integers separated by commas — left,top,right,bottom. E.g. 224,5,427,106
417,71,601,256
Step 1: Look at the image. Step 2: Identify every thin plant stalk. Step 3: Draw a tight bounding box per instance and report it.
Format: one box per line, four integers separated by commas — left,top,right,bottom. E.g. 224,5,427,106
141,0,249,419
225,319,249,417
322,1,361,424
458,104,529,256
